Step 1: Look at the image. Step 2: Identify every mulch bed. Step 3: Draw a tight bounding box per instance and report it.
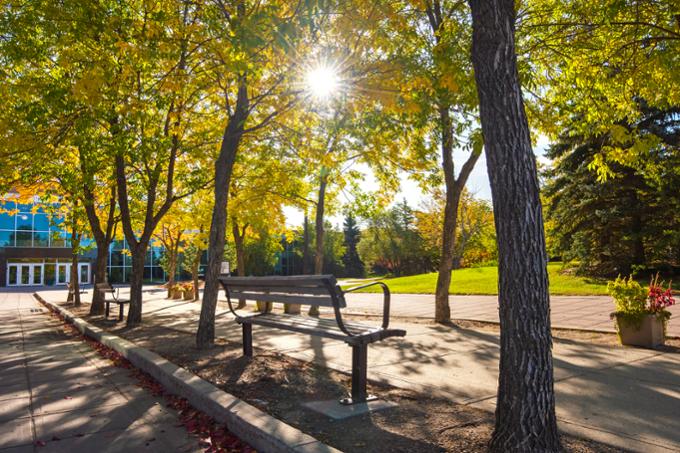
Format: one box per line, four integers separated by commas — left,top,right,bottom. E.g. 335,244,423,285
53,301,628,453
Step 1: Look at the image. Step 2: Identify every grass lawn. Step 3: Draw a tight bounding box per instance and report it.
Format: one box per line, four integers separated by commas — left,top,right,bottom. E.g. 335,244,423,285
342,263,609,295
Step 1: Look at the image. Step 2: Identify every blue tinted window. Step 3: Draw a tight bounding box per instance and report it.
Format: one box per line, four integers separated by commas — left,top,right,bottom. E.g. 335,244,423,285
50,231,66,247
16,213,32,231
0,211,14,230
110,251,124,266
16,203,32,212
16,231,32,246
0,230,14,247
34,213,49,231
33,232,49,247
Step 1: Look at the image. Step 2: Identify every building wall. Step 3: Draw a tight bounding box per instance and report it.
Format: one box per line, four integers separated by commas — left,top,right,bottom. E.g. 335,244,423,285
0,199,172,287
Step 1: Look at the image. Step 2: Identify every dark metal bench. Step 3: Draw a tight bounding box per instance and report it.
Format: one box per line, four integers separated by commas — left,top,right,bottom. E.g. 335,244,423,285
218,274,406,405
95,283,130,322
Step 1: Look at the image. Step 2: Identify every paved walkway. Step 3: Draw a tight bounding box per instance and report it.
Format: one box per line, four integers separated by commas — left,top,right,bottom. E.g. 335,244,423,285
37,288,680,452
0,291,203,453
336,293,680,337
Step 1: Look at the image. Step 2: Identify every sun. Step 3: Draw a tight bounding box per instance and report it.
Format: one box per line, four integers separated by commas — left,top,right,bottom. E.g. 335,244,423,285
305,64,340,100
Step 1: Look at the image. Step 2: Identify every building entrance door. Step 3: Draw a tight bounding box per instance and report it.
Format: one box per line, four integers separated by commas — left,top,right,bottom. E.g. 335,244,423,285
7,263,43,286
56,263,90,285
56,263,69,285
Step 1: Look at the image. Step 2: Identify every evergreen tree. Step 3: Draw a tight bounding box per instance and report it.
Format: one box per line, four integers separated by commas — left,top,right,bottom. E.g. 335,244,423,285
341,215,365,278
543,107,680,276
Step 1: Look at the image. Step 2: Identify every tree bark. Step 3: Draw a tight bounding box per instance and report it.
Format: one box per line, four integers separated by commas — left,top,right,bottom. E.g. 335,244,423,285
232,220,247,309
196,80,249,349
308,171,328,317
468,0,561,451
126,244,147,325
191,251,201,301
69,231,81,307
302,214,311,274
434,106,480,323
83,184,117,315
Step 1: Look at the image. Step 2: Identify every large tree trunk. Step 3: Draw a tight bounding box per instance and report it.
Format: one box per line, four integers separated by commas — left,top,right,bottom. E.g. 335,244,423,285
308,172,327,317
126,245,147,326
468,1,561,451
196,81,248,349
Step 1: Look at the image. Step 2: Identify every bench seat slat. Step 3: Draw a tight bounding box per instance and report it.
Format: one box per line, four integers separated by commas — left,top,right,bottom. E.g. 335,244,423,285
236,313,405,344
220,275,338,288
227,285,333,296
228,291,337,307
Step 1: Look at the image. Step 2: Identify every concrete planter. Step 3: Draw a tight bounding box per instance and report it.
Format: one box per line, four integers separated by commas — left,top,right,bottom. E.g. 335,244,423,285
256,301,273,313
183,290,193,300
615,313,665,348
284,304,301,314
171,289,183,299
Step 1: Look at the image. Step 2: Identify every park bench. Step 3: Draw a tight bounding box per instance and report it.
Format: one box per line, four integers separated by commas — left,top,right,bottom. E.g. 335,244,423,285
95,283,130,322
219,274,406,405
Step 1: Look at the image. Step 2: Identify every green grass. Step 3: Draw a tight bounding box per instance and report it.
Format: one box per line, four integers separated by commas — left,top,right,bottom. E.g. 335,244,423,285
341,263,609,295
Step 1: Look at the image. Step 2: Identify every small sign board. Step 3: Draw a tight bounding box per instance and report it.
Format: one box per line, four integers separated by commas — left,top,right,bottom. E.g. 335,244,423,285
220,261,230,275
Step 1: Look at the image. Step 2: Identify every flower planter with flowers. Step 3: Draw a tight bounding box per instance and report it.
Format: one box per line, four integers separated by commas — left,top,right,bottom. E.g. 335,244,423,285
608,275,675,348
171,284,184,299
181,282,194,300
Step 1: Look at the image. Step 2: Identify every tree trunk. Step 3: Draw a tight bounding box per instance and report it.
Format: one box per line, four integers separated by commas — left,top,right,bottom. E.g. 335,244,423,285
196,80,248,349
191,251,201,301
232,221,247,309
69,214,81,307
91,246,108,311
84,184,117,316
468,0,561,451
166,258,176,298
309,172,327,317
69,247,81,307
434,107,481,324
434,184,463,323
302,214,311,274
126,245,147,326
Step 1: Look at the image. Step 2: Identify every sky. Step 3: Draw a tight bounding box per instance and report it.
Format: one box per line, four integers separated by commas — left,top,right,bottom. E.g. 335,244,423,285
283,135,551,228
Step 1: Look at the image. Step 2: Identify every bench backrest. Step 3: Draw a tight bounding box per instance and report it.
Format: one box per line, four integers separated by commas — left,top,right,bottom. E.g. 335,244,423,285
218,275,346,308
95,283,115,294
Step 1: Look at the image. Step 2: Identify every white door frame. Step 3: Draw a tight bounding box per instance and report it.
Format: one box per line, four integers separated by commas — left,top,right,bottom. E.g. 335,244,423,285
7,263,43,286
56,263,70,285
78,262,90,284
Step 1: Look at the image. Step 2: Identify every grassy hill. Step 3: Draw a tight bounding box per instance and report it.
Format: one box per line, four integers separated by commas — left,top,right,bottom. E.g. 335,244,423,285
341,263,608,295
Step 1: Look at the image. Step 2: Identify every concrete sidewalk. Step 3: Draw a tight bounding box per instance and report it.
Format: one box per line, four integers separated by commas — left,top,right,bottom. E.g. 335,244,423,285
0,291,204,453
337,293,680,337
37,289,680,452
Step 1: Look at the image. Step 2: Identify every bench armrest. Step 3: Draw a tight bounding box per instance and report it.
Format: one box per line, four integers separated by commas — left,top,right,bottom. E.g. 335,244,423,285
342,281,391,329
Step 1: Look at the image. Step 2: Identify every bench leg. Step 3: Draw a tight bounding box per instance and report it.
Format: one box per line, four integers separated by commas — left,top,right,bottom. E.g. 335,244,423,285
119,304,124,322
351,344,368,403
340,344,377,405
105,302,110,319
242,324,253,357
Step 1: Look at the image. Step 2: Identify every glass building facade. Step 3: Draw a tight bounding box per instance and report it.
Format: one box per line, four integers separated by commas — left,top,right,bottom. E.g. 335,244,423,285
0,198,173,287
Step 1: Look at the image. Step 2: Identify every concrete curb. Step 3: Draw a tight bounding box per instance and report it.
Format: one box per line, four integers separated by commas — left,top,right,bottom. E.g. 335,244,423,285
34,293,341,453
